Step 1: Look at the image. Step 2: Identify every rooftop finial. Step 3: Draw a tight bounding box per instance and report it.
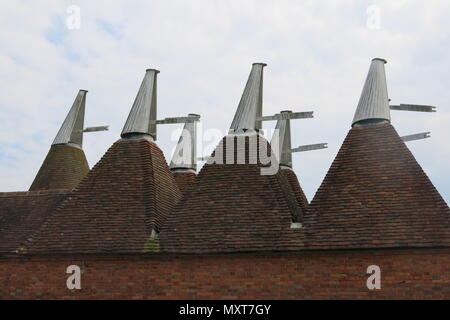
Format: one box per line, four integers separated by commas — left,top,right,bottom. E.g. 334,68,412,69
229,63,266,132
52,89,87,148
170,114,199,172
121,69,159,140
352,58,390,126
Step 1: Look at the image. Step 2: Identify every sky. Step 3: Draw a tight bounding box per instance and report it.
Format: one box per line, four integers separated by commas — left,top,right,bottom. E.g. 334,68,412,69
0,0,449,203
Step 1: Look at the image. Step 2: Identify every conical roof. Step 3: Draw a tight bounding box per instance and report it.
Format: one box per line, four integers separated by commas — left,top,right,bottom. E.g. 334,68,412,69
161,133,304,253
304,59,450,249
25,139,180,253
29,90,89,191
25,69,181,254
160,64,304,253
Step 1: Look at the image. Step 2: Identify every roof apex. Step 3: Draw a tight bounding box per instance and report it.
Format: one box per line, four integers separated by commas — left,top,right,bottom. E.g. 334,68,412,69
352,58,390,126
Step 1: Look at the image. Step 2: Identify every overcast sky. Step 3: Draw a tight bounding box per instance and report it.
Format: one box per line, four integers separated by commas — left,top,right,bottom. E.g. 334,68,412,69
1,0,449,203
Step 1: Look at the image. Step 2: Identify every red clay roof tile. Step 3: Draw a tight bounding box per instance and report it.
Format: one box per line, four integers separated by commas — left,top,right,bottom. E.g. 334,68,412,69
172,171,197,195
281,168,309,214
29,145,89,191
0,189,69,253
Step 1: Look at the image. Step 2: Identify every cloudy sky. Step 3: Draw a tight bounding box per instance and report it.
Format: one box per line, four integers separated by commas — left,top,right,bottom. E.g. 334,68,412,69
1,0,449,203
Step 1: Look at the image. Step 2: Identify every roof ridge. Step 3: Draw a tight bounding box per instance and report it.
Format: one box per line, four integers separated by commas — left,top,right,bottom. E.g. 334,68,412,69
0,189,70,197
138,139,158,233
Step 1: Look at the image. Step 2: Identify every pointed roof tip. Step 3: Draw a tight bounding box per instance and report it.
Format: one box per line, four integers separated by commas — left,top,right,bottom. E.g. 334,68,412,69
121,69,159,140
170,113,199,172
271,110,293,169
229,62,267,132
52,89,87,148
352,58,390,127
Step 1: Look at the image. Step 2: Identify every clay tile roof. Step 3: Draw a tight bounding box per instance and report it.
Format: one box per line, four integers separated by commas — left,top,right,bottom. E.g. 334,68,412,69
280,168,309,214
160,133,305,254
172,171,197,195
29,145,89,191
303,123,450,249
0,189,68,253
25,138,181,254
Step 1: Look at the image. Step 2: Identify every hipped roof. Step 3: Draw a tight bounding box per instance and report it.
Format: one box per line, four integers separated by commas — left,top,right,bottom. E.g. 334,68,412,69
25,138,181,254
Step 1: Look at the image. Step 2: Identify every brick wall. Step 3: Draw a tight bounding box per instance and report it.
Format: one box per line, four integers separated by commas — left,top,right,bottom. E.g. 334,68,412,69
0,248,449,299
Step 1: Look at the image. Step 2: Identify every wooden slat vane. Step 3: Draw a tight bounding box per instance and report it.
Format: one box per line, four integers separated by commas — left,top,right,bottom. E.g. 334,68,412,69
391,103,437,142
264,110,328,169
390,104,436,113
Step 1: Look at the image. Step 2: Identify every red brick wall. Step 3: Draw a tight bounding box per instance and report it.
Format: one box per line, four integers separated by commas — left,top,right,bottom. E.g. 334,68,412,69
0,248,449,299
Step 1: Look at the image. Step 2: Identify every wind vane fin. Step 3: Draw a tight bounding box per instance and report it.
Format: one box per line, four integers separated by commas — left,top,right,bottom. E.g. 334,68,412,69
269,110,327,169
257,111,314,122
401,132,431,142
390,104,436,113
83,126,110,133
290,143,328,153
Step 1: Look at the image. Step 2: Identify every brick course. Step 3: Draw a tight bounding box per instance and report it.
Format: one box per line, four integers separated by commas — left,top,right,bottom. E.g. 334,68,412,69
0,248,448,299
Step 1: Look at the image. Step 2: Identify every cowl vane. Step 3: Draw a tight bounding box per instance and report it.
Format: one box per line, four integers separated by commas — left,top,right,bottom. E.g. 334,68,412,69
52,90,87,148
229,63,266,132
352,58,390,126
121,69,159,140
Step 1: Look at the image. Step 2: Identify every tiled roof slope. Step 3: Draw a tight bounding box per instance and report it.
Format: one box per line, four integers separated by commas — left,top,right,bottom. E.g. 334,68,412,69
0,189,68,253
160,133,305,254
281,168,309,214
304,123,450,249
172,171,196,194
29,145,89,191
25,138,181,254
